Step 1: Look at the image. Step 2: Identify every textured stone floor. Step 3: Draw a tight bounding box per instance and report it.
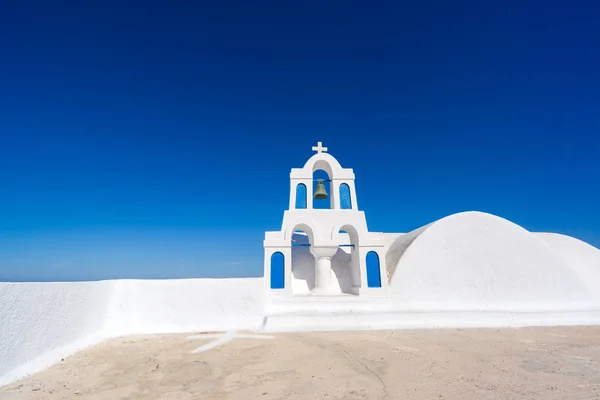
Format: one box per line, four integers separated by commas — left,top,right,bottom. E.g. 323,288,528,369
2,326,600,399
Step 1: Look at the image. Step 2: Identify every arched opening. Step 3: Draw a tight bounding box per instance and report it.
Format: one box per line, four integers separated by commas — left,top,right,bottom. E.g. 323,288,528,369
366,251,382,288
312,169,332,209
291,229,315,295
270,252,285,289
340,183,352,209
330,228,358,294
295,183,307,209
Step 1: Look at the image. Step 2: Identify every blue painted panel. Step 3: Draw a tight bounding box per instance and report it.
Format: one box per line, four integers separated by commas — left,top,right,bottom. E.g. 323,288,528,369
366,251,382,288
270,252,285,289
340,183,352,209
295,184,307,209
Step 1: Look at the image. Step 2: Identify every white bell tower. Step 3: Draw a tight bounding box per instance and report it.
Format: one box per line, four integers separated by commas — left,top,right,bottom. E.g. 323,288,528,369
263,142,389,298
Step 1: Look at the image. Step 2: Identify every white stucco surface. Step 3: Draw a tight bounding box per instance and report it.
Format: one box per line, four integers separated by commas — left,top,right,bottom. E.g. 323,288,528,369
535,232,600,302
291,232,354,295
0,281,113,386
106,278,264,336
388,212,596,310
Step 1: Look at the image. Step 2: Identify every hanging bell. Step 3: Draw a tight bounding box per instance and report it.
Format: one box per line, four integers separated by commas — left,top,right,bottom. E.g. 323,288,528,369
314,179,329,199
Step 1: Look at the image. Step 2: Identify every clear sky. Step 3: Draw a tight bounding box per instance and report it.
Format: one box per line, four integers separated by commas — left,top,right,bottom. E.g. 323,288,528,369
1,1,599,281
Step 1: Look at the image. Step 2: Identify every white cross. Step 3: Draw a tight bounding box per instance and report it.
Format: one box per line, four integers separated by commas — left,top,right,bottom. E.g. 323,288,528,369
312,141,328,154
186,331,275,353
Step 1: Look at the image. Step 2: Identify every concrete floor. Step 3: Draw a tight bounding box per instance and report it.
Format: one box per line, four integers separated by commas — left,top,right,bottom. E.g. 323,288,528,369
2,326,600,399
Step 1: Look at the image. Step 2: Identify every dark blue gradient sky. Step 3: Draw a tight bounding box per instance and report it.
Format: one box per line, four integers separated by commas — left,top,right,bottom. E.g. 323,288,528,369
1,0,599,281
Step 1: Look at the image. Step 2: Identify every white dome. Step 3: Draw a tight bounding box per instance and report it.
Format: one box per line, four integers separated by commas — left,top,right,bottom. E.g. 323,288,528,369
535,232,600,302
387,211,595,310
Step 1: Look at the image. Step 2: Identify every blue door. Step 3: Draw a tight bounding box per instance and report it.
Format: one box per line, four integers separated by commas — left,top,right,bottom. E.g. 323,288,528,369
366,251,382,288
270,252,285,289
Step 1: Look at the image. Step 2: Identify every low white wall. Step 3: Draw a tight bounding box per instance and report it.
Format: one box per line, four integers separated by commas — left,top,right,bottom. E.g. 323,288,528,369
0,281,114,386
0,278,264,386
106,278,264,336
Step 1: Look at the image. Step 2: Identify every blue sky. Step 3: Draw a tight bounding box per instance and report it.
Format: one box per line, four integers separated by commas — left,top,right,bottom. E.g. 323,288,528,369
1,1,599,281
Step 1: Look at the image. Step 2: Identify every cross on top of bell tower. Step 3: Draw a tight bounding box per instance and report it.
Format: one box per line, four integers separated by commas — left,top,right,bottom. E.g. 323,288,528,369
312,141,328,154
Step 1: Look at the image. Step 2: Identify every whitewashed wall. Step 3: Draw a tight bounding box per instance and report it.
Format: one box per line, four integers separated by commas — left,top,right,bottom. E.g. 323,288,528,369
0,281,113,385
291,233,353,295
106,278,264,336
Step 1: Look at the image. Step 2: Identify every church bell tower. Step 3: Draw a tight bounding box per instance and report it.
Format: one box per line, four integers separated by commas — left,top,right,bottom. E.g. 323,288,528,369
263,142,389,298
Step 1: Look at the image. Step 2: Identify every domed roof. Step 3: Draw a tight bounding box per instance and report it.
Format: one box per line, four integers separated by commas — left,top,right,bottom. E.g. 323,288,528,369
386,211,595,310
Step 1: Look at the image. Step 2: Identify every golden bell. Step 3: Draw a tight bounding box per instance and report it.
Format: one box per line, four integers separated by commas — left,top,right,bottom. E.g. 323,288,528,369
314,179,328,199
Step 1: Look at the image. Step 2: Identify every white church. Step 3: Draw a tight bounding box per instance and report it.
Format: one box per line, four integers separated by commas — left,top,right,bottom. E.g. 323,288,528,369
262,142,600,325
263,141,389,298
2,141,600,386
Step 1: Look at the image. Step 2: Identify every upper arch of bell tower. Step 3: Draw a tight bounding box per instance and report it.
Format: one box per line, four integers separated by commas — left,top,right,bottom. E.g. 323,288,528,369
288,142,358,211
291,142,355,181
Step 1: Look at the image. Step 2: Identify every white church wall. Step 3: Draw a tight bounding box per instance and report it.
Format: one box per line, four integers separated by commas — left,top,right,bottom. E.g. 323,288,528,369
0,280,114,386
280,209,369,245
290,232,355,295
291,245,314,295
331,247,353,293
291,244,353,295
388,211,597,311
